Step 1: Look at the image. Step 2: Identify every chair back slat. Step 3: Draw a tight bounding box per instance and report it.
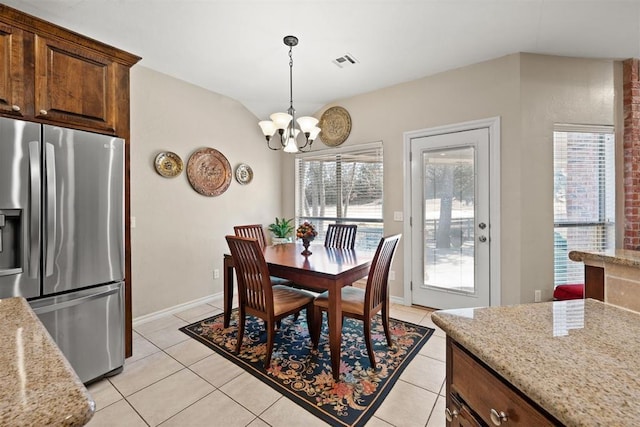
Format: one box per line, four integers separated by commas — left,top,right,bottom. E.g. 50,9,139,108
234,224,268,249
324,224,358,249
365,234,402,313
225,235,273,315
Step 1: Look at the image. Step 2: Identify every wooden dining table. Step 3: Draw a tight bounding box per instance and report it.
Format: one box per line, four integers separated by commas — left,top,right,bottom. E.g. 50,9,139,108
223,242,373,380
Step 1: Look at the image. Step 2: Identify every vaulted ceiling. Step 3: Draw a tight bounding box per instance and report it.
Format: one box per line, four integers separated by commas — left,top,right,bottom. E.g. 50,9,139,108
5,1,640,119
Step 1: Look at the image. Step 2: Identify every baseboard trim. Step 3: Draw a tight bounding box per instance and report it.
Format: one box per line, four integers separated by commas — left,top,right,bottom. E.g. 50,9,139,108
133,291,406,327
390,295,406,305
133,292,223,327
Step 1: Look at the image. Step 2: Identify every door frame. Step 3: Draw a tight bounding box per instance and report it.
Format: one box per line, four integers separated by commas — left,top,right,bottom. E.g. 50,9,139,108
402,117,501,307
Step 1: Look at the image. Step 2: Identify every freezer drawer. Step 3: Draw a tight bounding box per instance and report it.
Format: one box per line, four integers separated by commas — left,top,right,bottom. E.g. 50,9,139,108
30,282,125,384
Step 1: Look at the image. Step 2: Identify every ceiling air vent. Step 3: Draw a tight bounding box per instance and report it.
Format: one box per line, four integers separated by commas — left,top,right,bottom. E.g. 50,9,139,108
332,53,358,68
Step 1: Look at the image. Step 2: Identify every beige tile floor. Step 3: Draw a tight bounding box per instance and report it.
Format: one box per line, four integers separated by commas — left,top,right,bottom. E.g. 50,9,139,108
86,296,447,427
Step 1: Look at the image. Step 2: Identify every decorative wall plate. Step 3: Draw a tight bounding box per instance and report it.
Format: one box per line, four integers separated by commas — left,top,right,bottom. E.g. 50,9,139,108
186,148,232,196
235,163,253,185
154,151,183,178
319,106,352,147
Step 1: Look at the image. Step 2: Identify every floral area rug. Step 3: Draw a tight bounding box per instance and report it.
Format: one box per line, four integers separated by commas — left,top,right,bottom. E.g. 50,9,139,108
179,309,434,427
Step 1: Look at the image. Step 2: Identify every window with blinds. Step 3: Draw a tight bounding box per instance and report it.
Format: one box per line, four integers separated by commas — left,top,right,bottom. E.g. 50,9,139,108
553,125,615,286
295,142,383,251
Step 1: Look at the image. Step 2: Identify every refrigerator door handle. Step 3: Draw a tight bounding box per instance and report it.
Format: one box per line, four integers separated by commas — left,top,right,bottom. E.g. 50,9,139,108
28,141,41,278
31,284,121,314
45,143,56,277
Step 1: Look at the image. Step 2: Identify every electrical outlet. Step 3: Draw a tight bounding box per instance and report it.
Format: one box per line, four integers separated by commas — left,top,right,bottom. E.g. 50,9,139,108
214,269,220,279
389,270,395,281
534,290,541,302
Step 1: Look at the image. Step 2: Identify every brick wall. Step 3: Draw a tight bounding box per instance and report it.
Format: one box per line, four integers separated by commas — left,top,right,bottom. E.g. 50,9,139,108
624,59,640,249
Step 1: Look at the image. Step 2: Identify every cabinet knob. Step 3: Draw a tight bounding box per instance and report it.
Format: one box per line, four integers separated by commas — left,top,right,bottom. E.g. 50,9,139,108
11,105,20,112
445,407,459,422
490,409,508,425
479,235,487,242
39,109,48,115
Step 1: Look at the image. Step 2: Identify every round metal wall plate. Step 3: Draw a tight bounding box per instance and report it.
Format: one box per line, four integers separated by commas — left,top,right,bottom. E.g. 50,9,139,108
186,147,232,196
319,106,352,147
235,163,253,185
154,151,183,178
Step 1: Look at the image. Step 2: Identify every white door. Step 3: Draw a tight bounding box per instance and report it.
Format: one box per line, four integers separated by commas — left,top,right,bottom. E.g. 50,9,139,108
410,128,490,309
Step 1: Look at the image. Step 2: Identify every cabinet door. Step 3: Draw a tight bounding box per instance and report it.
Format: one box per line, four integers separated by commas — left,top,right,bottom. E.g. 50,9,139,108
449,394,483,427
450,342,556,426
34,34,116,133
0,22,25,117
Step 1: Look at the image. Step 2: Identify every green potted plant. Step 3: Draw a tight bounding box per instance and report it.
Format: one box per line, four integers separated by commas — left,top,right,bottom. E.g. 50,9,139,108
268,217,294,244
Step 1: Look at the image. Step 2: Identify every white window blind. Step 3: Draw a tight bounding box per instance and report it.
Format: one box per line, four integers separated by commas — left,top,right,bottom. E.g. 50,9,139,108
553,125,615,286
295,142,383,251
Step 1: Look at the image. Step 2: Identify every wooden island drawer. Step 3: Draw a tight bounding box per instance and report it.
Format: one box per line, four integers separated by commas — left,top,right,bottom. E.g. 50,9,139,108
449,341,557,426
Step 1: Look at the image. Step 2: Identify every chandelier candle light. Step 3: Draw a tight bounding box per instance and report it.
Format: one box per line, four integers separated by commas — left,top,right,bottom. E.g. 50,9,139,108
258,36,321,153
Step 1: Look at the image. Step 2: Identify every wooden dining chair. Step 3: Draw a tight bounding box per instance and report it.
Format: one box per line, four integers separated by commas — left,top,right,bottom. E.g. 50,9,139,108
225,235,316,368
234,224,292,287
324,224,358,249
233,224,268,249
311,233,402,369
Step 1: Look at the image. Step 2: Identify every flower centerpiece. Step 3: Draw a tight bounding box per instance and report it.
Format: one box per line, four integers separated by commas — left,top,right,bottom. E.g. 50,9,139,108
296,221,318,256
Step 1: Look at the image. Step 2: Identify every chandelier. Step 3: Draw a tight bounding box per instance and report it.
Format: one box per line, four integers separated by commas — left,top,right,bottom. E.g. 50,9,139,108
258,35,320,153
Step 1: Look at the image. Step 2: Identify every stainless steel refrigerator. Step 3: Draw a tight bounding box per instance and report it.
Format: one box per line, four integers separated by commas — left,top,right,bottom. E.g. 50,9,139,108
0,116,125,384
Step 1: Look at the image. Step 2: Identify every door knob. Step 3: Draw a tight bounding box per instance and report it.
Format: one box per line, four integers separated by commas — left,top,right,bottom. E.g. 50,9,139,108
11,105,20,112
39,109,48,115
479,235,487,242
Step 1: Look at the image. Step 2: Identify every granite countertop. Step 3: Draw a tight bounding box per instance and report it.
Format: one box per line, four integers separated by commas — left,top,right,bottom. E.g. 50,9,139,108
432,299,640,427
568,248,640,267
0,297,95,426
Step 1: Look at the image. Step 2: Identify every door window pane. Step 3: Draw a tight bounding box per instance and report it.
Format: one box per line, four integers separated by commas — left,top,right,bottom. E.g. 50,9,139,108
423,146,475,293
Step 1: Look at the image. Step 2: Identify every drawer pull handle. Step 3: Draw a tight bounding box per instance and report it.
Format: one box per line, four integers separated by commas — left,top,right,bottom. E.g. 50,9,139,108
445,407,459,422
12,105,20,112
39,109,48,115
490,409,509,425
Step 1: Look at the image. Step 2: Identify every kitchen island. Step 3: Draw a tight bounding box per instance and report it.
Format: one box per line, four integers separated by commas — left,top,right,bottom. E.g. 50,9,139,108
569,249,640,311
0,297,95,426
432,299,640,426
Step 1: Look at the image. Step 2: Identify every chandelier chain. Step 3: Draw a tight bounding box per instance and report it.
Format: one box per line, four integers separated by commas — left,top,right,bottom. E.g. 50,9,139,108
288,46,294,110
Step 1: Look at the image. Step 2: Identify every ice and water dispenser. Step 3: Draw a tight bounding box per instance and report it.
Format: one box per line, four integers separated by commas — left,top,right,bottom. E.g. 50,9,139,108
0,209,22,277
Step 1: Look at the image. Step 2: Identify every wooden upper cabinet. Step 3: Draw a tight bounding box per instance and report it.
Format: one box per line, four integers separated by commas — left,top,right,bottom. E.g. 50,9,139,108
0,4,140,136
0,22,25,117
34,35,116,132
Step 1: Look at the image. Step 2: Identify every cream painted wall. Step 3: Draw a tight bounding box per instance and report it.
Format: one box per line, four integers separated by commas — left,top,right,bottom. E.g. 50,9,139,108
519,54,614,303
282,53,616,306
130,66,282,317
282,54,523,303
129,53,615,315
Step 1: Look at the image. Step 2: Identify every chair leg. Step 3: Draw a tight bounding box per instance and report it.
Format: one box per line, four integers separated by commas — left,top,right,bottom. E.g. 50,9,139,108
363,317,377,369
382,303,392,346
311,306,322,349
305,305,315,347
264,320,275,368
236,308,246,354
